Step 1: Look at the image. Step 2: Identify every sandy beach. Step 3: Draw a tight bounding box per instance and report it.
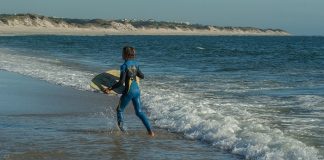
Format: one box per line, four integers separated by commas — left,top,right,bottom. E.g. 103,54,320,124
0,14,289,36
0,26,289,36
0,71,239,159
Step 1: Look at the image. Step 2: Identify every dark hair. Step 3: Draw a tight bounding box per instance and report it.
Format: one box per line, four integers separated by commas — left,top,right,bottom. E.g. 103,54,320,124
122,46,135,60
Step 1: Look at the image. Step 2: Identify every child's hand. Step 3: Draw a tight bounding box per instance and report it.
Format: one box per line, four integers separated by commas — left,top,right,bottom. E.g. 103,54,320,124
103,88,112,94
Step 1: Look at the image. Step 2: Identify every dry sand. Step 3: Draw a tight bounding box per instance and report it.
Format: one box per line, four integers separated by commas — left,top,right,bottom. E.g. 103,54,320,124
0,25,289,36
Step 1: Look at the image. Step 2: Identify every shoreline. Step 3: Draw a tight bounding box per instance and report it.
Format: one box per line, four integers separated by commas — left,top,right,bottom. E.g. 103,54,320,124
0,26,289,36
0,13,290,36
0,70,115,115
0,70,240,159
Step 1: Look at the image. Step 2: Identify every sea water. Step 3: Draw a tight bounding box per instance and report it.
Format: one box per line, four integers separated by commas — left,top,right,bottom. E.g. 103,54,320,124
0,36,323,159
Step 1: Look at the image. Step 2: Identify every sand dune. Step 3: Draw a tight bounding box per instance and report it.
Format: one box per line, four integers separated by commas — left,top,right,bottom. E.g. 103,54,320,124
0,14,289,36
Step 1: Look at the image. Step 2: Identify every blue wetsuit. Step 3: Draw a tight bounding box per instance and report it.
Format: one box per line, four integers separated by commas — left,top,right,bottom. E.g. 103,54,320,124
111,60,152,132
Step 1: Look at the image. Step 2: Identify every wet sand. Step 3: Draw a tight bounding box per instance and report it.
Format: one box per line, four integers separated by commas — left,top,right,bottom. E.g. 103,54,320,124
0,71,240,159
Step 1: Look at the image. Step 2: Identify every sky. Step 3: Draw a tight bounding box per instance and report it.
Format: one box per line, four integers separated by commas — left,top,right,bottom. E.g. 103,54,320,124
0,0,323,35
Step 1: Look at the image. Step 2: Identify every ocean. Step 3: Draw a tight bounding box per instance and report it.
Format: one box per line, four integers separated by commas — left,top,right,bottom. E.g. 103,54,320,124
0,35,323,159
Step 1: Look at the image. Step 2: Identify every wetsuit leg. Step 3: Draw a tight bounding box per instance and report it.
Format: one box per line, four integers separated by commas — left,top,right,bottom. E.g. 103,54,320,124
132,93,152,132
116,93,132,130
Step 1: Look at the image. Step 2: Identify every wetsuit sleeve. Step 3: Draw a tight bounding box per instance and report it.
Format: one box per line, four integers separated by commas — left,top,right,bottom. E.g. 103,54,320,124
111,64,126,90
137,66,144,79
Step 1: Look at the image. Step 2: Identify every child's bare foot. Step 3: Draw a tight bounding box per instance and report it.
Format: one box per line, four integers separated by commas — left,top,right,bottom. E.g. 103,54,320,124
148,131,155,137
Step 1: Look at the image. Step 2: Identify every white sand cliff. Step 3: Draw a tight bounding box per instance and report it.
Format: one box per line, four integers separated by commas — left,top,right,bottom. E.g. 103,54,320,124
0,14,290,36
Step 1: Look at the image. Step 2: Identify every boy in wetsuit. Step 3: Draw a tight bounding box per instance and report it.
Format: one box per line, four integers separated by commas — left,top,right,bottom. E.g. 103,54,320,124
104,46,154,136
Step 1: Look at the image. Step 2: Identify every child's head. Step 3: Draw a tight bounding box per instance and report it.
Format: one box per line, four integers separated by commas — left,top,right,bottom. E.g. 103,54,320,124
122,46,135,60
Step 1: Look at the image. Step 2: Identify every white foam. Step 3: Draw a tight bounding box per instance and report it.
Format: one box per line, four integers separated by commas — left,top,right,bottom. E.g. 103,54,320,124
0,50,94,91
196,47,205,50
141,82,320,160
297,95,324,109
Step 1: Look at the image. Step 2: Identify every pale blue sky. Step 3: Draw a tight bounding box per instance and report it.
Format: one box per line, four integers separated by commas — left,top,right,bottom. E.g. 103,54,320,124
0,0,323,35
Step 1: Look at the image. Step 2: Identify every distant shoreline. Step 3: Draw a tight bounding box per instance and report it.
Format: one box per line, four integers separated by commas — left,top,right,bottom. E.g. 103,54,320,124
0,13,290,36
0,27,290,36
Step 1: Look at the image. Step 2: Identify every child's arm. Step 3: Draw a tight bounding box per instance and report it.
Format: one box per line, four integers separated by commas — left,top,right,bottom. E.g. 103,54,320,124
137,66,144,79
109,64,126,91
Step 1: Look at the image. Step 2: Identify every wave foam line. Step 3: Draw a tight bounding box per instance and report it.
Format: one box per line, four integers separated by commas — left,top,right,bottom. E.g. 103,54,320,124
0,50,93,91
142,84,320,160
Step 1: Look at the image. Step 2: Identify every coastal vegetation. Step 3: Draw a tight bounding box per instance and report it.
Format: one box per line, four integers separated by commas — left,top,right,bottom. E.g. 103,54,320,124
0,13,288,35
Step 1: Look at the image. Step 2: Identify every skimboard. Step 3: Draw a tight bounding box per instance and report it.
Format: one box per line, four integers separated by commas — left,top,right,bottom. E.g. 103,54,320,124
90,69,140,95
